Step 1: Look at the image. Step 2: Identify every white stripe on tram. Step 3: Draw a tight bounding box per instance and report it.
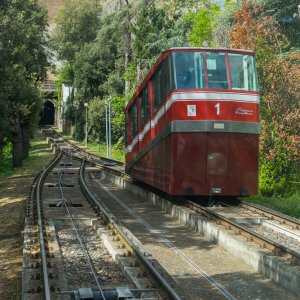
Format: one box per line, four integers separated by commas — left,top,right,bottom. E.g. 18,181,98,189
126,91,260,154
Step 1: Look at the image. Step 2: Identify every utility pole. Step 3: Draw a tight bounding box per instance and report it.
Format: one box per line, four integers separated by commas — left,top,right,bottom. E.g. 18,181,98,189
124,0,132,94
84,102,88,146
105,97,111,158
105,100,108,158
108,96,112,158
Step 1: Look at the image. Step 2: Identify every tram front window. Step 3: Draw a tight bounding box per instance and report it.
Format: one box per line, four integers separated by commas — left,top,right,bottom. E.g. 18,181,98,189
206,52,228,90
173,51,205,90
229,54,258,91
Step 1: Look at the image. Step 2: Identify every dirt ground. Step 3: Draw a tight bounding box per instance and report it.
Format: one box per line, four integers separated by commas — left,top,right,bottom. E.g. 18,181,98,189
0,132,54,299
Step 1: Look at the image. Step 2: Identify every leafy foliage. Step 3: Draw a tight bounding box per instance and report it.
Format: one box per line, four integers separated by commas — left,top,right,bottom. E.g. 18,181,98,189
132,1,187,82
228,0,287,63
87,95,126,144
51,0,101,62
55,64,74,108
229,0,300,195
0,0,49,166
258,0,300,48
184,3,220,47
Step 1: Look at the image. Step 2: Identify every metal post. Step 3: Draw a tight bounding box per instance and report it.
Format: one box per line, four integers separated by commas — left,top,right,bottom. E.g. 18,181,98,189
105,101,109,158
84,102,88,146
108,97,112,158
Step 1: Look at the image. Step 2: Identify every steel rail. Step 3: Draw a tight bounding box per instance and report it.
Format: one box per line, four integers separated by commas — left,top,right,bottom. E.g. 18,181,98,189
79,160,183,300
94,179,237,300
57,155,107,300
47,128,123,167
36,149,64,300
44,130,300,288
23,145,62,298
38,136,108,299
186,200,300,264
241,201,300,229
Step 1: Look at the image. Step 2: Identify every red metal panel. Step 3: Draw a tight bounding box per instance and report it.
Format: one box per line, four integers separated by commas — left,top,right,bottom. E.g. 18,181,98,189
171,133,208,195
140,125,151,150
228,134,259,195
129,137,171,194
152,138,165,191
206,133,230,195
128,131,259,196
131,139,139,162
164,136,173,194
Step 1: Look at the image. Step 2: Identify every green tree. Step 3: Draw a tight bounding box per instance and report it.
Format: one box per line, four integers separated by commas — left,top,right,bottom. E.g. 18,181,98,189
0,6,9,154
258,0,300,48
74,9,126,100
72,9,128,139
132,1,187,83
52,0,102,139
184,3,220,47
228,0,298,195
0,0,49,166
88,95,126,145
51,0,102,63
212,0,240,47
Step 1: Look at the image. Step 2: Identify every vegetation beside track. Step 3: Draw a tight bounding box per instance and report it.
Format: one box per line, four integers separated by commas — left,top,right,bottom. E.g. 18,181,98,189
248,193,300,219
0,131,55,178
62,134,125,162
0,131,54,299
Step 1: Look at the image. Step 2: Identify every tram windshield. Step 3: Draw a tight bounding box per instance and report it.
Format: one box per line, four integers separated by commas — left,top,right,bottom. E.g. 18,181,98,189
173,51,206,89
172,51,258,91
228,53,258,91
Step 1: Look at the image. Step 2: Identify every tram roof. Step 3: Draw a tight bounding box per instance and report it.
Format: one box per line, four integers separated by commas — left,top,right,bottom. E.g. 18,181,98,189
168,47,255,54
126,47,255,109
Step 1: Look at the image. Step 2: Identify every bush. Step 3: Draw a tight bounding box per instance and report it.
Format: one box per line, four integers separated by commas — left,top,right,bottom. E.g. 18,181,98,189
259,150,297,196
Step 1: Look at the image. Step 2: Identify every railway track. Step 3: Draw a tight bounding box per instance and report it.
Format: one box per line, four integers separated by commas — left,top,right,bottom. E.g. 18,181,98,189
45,128,300,268
25,129,300,299
185,200,300,265
22,133,180,300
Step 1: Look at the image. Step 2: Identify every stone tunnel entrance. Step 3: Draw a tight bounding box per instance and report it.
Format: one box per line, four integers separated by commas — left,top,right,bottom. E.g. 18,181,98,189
40,100,55,125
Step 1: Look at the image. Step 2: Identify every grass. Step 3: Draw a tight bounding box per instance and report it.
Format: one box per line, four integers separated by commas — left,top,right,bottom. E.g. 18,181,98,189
247,192,300,219
0,131,55,178
0,130,54,300
88,143,125,162
61,135,125,162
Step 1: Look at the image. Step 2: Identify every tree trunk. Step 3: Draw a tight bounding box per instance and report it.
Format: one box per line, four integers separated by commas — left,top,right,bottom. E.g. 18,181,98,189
21,124,29,160
11,115,22,167
0,132,4,157
137,62,141,85
75,103,85,141
124,1,132,93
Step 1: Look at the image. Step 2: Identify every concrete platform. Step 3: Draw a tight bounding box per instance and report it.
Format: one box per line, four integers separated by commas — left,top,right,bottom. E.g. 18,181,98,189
91,169,300,297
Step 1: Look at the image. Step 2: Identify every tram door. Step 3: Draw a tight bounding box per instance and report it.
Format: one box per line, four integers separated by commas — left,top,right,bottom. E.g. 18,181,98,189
206,133,229,195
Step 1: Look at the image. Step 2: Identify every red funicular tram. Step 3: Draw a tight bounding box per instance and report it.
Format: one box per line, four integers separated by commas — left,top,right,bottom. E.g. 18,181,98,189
125,48,260,197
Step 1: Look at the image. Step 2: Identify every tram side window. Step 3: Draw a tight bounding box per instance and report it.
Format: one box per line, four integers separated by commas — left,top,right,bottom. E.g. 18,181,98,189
129,102,138,139
141,85,149,127
206,52,228,90
125,115,128,144
173,51,205,89
153,66,163,111
228,54,258,91
163,55,174,98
